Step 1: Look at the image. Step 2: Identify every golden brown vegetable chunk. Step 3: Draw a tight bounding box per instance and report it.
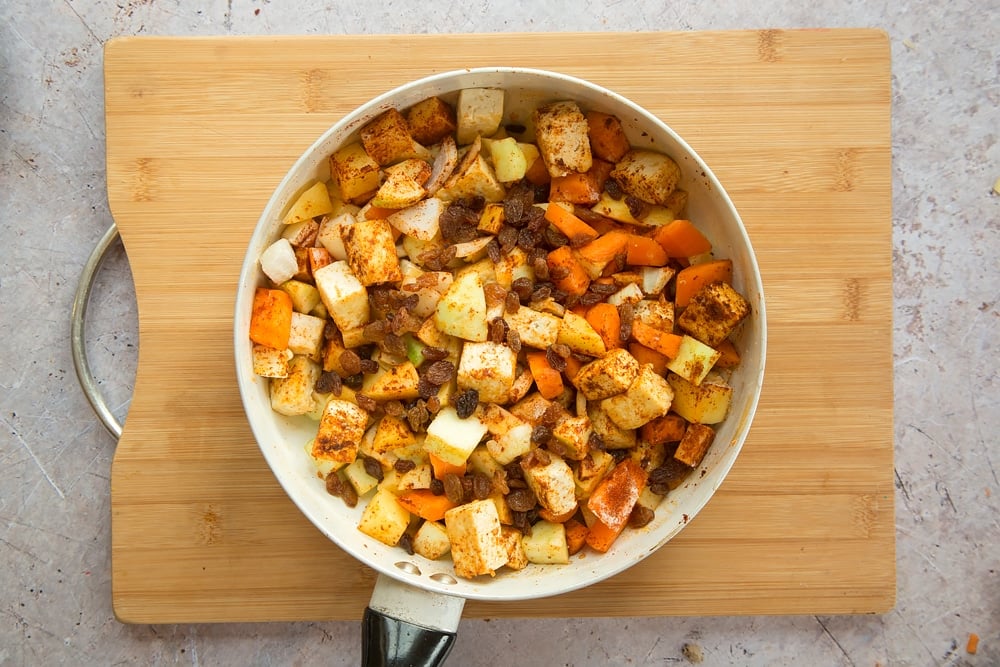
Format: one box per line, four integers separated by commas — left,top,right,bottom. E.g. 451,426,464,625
674,422,715,467
406,96,457,145
534,100,593,177
610,149,681,206
677,281,751,347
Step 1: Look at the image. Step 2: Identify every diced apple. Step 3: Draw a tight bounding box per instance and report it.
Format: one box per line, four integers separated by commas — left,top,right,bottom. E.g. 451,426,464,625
504,305,561,350
424,406,488,466
434,269,488,342
521,451,577,516
312,398,369,464
282,181,335,225
344,457,380,497
573,449,616,499
358,487,411,547
665,335,722,386
674,422,716,467
457,341,518,404
412,520,452,560
521,520,569,565
360,108,431,166
361,361,422,401
572,348,640,401
488,136,527,182
557,311,607,358
601,364,674,430
316,212,353,261
486,422,533,465
666,371,733,424
587,401,637,450
610,149,681,206
280,279,322,314
551,415,592,460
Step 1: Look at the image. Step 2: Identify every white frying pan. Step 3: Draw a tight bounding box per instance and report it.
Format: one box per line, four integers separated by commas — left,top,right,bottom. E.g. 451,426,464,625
234,68,766,666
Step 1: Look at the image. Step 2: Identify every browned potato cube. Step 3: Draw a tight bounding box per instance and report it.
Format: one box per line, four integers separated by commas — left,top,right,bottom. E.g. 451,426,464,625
674,422,715,467
341,218,403,286
361,108,427,166
406,96,457,145
534,100,593,177
610,149,681,206
677,282,751,347
330,142,380,204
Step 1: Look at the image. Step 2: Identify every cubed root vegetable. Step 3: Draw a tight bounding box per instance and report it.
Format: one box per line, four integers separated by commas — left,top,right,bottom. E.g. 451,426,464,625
653,219,712,257
626,235,669,266
527,351,565,400
631,321,683,359
674,259,733,307
430,452,468,480
250,287,293,350
587,459,648,532
585,302,622,351
547,245,591,296
584,516,625,553
397,489,459,522
628,342,670,375
564,518,589,555
544,203,599,244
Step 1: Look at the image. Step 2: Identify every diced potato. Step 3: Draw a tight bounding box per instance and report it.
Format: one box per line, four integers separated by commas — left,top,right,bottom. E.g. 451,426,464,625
610,149,681,206
270,355,321,416
574,449,616,499
500,526,528,570
344,457,380,497
360,108,430,166
313,260,370,331
521,520,569,565
504,305,561,350
406,96,457,146
676,282,751,347
281,219,319,247
556,311,607,358
280,280,322,314
605,282,644,307
475,403,527,436
282,181,335,225
486,422,533,465
633,299,675,331
674,422,716,467
667,372,733,424
313,398,369,464
287,312,326,360
437,143,506,203
572,348,640,401
493,247,534,289
444,499,507,578
341,218,403,286
387,197,444,241
488,136,528,182
434,269,488,342
601,365,674,430
456,88,504,145
457,341,518,404
477,203,505,234
361,361,422,401
665,335,722,386
358,487,411,546
252,344,289,378
587,402,637,450
551,415,592,460
370,168,426,209
371,415,418,456
533,100,592,177
424,406,489,466
316,212,353,261
331,142,380,204
521,451,577,516
397,463,433,491
412,520,452,560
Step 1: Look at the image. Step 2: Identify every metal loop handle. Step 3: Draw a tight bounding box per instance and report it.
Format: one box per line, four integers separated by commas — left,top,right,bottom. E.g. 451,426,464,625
71,223,125,440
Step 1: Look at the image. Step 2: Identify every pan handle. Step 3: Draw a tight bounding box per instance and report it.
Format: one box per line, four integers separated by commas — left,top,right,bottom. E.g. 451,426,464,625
362,573,465,667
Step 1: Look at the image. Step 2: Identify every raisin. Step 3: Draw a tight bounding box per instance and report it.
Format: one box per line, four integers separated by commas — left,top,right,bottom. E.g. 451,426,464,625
422,346,450,362
498,225,519,253
512,511,530,533
589,282,618,295
394,459,416,474
629,505,655,528
356,394,377,413
339,350,362,376
489,317,509,344
548,265,571,282
504,123,527,135
545,346,567,372
325,473,358,508
505,461,524,480
588,431,606,451
454,388,479,419
505,290,521,314
398,532,415,555
430,478,445,496
487,238,502,263
506,329,522,353
483,282,508,306
606,178,623,200
343,373,364,389
359,358,379,374
492,469,510,495
516,228,539,250
443,473,465,504
540,403,563,427
543,225,569,249
362,455,384,482
425,395,441,413
472,472,493,500
530,424,553,446
625,195,648,219
324,321,339,340
531,284,552,302
506,488,537,512
417,376,437,400
381,333,407,357
511,277,534,303
618,302,635,343
363,319,389,342
532,255,551,281
424,360,456,386
383,400,406,418
407,401,430,432
579,291,604,306
315,371,342,395
525,447,551,466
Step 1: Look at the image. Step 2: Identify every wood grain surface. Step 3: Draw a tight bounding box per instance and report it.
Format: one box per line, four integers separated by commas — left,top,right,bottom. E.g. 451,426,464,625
105,29,894,623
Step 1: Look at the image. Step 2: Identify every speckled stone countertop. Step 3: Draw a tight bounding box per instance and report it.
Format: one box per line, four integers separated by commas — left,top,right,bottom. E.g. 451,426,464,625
2,1,997,665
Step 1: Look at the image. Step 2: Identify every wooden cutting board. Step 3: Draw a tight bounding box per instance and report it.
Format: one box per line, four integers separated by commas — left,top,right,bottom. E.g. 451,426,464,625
105,29,894,623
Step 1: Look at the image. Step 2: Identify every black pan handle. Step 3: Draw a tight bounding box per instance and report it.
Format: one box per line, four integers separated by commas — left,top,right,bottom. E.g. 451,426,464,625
362,573,466,667
362,606,456,666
